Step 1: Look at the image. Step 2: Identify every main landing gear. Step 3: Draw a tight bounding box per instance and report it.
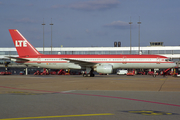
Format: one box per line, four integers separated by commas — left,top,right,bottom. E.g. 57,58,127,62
83,73,94,77
83,67,95,77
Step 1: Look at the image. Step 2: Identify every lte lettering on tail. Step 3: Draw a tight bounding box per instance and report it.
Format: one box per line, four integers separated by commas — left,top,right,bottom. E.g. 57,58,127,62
15,40,27,47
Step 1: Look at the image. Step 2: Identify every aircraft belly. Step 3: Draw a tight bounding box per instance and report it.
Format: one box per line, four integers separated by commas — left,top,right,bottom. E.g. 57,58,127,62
24,62,175,70
113,63,174,69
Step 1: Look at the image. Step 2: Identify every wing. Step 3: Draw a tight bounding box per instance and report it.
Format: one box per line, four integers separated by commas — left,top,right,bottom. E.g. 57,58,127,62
63,58,97,67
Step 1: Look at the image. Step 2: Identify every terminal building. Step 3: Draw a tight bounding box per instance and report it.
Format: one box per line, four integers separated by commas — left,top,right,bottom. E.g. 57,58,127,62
0,42,180,59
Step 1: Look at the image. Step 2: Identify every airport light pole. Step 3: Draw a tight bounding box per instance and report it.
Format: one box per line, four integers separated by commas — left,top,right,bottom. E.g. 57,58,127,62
42,18,45,54
129,17,132,54
50,18,53,54
137,16,141,54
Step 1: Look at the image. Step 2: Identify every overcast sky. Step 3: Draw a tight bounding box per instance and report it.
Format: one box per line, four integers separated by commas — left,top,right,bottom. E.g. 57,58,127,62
1,0,180,47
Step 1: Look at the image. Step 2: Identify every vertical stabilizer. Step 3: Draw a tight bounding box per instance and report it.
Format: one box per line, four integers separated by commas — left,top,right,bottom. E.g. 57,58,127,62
9,29,41,57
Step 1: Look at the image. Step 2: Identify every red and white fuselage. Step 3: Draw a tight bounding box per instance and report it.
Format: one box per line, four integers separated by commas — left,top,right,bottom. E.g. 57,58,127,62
16,54,175,69
9,29,176,75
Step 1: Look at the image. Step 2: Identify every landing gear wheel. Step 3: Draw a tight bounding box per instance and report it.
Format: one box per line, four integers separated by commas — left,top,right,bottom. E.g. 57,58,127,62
90,74,95,77
83,73,86,77
83,68,95,77
82,73,95,77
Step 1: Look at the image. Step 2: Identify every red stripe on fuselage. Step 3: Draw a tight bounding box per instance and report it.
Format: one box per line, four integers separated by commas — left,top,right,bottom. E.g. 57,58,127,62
24,61,173,64
19,54,168,59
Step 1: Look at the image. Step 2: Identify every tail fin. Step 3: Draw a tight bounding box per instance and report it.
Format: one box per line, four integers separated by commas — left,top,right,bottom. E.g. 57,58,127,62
9,29,41,57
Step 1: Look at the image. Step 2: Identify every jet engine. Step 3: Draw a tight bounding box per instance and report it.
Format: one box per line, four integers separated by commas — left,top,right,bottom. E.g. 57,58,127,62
95,65,113,74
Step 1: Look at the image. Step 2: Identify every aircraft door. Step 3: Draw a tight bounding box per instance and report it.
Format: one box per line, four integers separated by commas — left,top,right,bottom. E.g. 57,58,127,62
123,56,127,64
156,57,160,64
37,56,41,64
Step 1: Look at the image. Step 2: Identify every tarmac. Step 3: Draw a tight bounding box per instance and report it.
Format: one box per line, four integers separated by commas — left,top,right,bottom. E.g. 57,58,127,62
0,75,180,92
0,75,180,120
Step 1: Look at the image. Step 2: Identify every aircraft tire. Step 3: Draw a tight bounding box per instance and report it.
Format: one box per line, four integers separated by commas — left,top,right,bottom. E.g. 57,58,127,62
83,73,86,77
83,73,95,77
90,74,94,77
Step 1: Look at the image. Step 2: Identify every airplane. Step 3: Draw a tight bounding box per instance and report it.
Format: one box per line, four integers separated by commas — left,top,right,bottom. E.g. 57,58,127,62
8,29,176,77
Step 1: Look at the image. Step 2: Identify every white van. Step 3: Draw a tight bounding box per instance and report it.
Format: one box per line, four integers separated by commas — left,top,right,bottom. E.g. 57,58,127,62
117,70,128,75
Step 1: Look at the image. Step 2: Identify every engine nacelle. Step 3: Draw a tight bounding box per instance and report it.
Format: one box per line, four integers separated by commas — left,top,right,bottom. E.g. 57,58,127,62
95,65,113,74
